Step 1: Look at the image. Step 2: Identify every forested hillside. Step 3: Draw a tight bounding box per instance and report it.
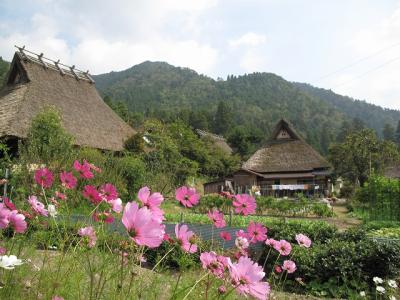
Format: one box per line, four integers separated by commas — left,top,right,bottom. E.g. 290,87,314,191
294,82,400,137
94,61,400,155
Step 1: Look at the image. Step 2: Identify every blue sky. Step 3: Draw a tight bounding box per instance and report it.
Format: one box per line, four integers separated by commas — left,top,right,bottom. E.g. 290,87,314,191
1,0,400,109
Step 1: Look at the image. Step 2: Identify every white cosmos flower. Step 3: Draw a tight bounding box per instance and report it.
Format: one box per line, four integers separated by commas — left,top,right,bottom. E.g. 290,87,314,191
359,291,366,297
388,279,398,289
47,205,57,217
373,276,384,284
235,237,249,249
376,286,386,294
389,295,397,300
0,255,23,269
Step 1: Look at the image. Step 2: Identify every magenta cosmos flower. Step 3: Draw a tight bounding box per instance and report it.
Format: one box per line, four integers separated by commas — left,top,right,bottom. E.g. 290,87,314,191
295,233,312,248
175,186,200,208
233,194,256,215
34,168,54,189
122,202,164,248
100,183,118,201
0,204,10,229
282,260,297,274
82,185,102,205
28,196,48,217
175,224,197,253
228,256,271,300
274,240,292,256
73,160,94,179
9,210,28,233
207,209,226,228
220,231,232,241
60,171,77,189
138,186,165,223
200,251,229,278
78,226,97,248
247,221,267,243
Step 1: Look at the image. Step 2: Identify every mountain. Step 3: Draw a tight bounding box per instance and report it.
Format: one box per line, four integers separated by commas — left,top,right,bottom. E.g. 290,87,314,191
294,82,400,137
93,61,399,154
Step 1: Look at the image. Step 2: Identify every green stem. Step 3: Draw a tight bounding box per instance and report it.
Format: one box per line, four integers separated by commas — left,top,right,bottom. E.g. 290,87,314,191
182,272,208,300
151,246,175,271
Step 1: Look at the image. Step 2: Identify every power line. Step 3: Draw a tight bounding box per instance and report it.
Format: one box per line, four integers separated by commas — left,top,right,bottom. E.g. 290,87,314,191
332,55,400,88
315,41,400,81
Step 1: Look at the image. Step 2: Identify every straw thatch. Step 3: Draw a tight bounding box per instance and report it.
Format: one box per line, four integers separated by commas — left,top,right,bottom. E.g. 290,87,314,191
196,129,232,155
243,119,331,173
0,51,135,151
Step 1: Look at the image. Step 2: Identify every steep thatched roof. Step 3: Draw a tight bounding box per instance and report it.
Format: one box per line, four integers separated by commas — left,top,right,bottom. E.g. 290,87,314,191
0,50,135,151
243,119,331,173
196,129,232,155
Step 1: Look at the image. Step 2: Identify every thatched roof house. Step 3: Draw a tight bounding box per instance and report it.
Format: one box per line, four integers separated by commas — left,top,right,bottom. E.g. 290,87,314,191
0,48,134,151
204,119,332,196
196,129,232,155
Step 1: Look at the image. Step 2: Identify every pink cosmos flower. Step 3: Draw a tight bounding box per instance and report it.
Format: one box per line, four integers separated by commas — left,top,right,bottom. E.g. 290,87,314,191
247,221,267,243
59,171,77,189
108,198,123,213
85,160,101,173
34,168,54,188
9,210,27,233
55,191,66,201
265,238,278,247
234,248,249,260
138,186,165,223
275,265,282,273
274,240,292,256
82,185,102,205
73,160,94,179
0,247,6,255
122,202,164,248
282,260,297,274
138,186,163,208
233,194,256,215
3,197,16,211
175,186,200,208
236,229,249,239
200,251,228,278
228,256,271,300
28,196,48,216
100,183,118,201
93,211,114,223
78,226,97,248
175,224,198,253
295,234,312,248
207,209,226,228
0,204,10,229
220,231,232,241
218,286,227,294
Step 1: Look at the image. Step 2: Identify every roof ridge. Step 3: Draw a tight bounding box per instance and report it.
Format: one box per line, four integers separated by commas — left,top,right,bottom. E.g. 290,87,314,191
14,46,95,83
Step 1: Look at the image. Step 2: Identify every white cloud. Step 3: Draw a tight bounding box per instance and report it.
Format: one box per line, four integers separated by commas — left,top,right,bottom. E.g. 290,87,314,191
320,5,400,110
229,32,267,48
0,0,219,75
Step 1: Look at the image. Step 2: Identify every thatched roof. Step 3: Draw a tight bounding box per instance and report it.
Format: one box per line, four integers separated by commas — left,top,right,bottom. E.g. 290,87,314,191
384,165,400,179
0,49,135,151
243,119,331,173
196,129,232,155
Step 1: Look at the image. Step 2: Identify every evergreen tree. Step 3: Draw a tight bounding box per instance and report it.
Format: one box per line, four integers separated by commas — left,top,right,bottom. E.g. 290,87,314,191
214,101,232,135
396,120,400,145
383,123,396,142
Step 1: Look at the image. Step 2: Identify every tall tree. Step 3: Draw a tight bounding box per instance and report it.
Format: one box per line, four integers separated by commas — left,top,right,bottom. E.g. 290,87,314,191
383,123,396,142
396,120,400,146
214,101,232,135
329,129,399,187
